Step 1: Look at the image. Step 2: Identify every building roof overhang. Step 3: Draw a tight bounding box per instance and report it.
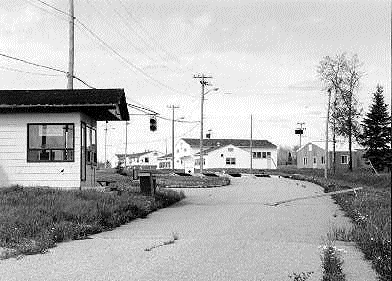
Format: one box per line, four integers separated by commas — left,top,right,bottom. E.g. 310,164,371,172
0,89,129,121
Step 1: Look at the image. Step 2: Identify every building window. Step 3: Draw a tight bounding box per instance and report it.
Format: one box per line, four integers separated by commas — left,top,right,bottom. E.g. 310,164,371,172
145,157,149,163
303,157,308,165
27,124,74,162
221,154,224,157
313,157,317,164
341,155,348,164
195,159,205,165
267,152,271,158
228,147,234,152
253,152,262,158
262,152,267,158
226,157,236,165
321,156,325,164
86,126,97,165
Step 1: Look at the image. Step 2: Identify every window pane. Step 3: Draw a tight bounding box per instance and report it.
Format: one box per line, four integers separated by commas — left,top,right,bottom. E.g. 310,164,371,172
29,125,41,148
27,150,40,161
262,152,266,158
39,150,50,161
29,124,74,149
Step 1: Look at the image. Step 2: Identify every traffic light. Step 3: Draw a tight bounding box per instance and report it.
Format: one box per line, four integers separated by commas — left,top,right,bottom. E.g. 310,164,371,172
150,116,157,131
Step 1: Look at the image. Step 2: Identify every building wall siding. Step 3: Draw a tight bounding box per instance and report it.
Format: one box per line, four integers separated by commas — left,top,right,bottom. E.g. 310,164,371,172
0,113,81,188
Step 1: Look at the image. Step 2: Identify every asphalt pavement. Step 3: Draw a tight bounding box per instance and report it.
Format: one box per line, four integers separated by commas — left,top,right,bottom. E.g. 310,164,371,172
0,176,377,281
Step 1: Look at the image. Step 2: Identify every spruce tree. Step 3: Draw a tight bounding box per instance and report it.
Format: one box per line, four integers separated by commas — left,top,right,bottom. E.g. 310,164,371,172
360,85,391,171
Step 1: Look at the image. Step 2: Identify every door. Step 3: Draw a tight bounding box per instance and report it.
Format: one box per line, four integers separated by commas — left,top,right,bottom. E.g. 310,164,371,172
81,122,86,182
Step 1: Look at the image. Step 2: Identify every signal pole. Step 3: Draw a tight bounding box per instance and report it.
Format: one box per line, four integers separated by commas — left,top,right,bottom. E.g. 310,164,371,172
194,74,213,175
168,105,179,172
250,114,253,175
297,122,305,148
67,0,74,89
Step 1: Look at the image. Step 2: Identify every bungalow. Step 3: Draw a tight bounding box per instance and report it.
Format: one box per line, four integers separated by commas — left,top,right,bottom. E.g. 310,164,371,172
157,138,278,172
296,141,366,170
116,150,164,169
0,89,129,189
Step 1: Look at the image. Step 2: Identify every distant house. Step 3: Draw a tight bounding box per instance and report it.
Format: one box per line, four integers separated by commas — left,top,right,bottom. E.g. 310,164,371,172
116,150,164,169
296,142,366,170
0,89,129,189
157,153,173,170
157,138,278,172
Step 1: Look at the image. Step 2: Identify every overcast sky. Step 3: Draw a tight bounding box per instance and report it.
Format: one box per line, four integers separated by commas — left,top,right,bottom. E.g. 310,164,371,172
1,0,391,163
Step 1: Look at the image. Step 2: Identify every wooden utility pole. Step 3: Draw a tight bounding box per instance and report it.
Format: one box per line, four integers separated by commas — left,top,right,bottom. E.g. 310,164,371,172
168,105,179,172
67,0,75,89
250,114,253,174
297,122,305,148
105,121,108,168
193,74,213,175
124,121,129,169
325,88,332,179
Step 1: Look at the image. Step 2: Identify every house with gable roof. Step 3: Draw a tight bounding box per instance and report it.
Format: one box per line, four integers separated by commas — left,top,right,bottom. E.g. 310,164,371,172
0,89,129,189
296,141,366,170
157,138,278,172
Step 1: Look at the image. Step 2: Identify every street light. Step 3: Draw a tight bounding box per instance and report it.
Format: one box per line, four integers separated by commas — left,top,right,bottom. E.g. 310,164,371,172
200,87,219,175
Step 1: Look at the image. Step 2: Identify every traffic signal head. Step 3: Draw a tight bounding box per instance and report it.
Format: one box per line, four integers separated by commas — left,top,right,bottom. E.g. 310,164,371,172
150,117,157,131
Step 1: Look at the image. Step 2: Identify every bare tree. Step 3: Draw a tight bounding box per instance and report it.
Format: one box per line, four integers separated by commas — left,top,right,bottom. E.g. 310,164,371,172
318,53,363,171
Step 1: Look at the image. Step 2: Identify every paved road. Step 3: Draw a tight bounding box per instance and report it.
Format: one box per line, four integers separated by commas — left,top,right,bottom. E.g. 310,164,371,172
0,176,377,281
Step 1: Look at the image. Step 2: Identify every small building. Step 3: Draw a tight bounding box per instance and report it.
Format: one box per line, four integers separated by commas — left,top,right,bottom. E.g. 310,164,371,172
0,89,129,189
296,142,365,170
157,138,278,172
116,150,164,169
157,153,173,170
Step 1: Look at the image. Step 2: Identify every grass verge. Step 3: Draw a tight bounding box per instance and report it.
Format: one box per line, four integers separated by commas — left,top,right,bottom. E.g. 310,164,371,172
0,185,185,259
275,167,391,281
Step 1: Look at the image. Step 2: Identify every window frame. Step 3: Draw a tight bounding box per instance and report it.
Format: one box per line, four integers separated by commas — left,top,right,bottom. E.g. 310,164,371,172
27,123,75,163
303,157,308,165
341,155,349,164
225,157,236,165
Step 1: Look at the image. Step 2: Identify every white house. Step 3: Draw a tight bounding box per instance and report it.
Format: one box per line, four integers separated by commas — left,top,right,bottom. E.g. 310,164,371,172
116,150,164,169
157,138,278,172
0,89,129,189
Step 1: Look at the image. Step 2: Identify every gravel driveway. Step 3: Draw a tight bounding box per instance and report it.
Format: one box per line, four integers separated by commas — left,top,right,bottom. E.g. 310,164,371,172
0,176,377,281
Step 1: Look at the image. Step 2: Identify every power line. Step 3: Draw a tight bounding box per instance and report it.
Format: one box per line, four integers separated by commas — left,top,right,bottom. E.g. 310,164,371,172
75,19,190,96
85,0,161,64
0,65,62,77
34,0,69,16
0,52,95,89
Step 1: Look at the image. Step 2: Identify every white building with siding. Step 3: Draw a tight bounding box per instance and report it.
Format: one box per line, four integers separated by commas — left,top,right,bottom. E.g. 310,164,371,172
157,138,278,172
0,89,129,189
116,150,164,169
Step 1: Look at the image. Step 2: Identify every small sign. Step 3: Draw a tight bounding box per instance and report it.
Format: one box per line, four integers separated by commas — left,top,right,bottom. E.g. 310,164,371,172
39,125,63,136
295,129,303,135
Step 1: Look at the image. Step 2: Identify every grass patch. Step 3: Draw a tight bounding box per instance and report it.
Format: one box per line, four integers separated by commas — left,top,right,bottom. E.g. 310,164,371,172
275,167,391,281
0,185,184,259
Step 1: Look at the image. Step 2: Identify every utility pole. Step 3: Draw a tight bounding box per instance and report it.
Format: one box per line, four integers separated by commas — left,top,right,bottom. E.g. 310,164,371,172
194,74,213,175
325,88,332,179
67,0,74,89
297,122,305,148
168,105,179,172
124,121,129,169
250,114,253,175
105,121,108,168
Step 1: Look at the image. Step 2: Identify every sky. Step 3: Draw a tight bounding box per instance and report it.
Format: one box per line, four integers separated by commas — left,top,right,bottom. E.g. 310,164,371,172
0,0,391,165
